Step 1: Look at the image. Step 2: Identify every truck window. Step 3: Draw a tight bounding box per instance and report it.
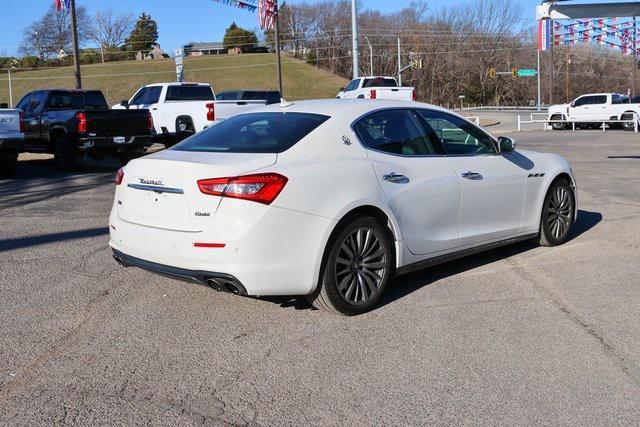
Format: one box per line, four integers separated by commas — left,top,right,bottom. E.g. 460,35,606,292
573,97,590,107
591,95,607,105
216,91,241,100
130,86,162,105
29,92,47,113
83,92,108,110
16,93,33,112
166,86,214,101
363,78,398,88
345,79,360,92
47,91,108,110
613,94,630,104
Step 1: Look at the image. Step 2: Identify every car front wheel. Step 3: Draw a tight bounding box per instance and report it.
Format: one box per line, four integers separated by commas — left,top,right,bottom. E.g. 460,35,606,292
538,179,575,246
307,216,394,315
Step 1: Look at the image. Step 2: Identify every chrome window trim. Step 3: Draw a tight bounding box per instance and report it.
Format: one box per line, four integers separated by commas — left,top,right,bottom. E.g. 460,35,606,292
127,184,184,194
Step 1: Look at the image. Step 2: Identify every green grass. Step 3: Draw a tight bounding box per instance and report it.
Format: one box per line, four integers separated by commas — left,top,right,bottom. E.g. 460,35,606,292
0,53,348,106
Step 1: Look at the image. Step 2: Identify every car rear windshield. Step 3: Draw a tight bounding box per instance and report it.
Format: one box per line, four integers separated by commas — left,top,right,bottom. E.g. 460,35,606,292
47,91,108,110
171,112,330,153
166,85,214,101
216,91,241,100
363,78,398,88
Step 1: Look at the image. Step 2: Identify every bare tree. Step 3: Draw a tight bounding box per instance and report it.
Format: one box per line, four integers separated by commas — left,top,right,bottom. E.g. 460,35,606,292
90,9,135,62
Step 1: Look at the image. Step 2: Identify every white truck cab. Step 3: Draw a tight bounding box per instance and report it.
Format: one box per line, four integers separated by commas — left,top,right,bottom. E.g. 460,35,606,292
336,76,416,101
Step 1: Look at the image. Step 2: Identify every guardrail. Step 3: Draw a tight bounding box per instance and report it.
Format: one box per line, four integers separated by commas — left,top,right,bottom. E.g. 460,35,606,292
463,106,548,111
465,116,480,125
517,113,638,133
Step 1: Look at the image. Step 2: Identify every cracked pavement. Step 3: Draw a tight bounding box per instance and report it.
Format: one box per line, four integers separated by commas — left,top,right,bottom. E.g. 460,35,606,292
1,132,640,425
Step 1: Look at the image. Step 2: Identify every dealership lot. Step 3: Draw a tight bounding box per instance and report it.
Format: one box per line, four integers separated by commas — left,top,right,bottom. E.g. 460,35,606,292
1,131,640,424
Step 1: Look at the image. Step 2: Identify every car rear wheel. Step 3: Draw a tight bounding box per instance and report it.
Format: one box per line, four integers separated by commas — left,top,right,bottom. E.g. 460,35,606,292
538,179,575,246
53,135,76,171
307,216,393,315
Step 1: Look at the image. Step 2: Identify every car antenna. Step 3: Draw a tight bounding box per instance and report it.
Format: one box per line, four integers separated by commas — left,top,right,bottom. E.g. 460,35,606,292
280,98,294,108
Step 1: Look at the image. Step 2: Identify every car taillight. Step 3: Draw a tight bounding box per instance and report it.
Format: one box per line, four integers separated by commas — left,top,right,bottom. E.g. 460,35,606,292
19,111,25,133
206,103,215,121
76,112,87,133
370,89,377,99
412,90,417,101
148,112,154,130
198,173,288,205
115,167,124,185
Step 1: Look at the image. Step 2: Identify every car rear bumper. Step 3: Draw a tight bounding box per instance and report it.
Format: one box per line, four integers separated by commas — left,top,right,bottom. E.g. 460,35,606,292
112,248,247,295
78,135,154,151
0,137,23,153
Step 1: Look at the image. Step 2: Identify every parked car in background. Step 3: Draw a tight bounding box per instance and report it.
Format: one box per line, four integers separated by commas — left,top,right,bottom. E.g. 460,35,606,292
18,89,154,170
116,83,272,146
336,76,416,101
110,99,576,315
548,93,640,130
216,90,281,104
0,108,24,178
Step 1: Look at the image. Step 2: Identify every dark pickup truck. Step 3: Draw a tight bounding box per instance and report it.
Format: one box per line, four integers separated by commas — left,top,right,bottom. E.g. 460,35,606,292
17,89,155,170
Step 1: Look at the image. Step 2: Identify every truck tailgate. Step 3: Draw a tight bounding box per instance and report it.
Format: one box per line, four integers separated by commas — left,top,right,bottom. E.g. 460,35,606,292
0,109,22,138
212,100,267,121
85,109,151,136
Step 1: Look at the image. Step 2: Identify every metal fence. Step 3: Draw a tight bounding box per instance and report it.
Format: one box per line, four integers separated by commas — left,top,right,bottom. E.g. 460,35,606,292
517,112,639,133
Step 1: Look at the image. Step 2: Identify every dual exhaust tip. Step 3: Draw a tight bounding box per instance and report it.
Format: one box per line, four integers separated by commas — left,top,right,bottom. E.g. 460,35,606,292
205,278,244,295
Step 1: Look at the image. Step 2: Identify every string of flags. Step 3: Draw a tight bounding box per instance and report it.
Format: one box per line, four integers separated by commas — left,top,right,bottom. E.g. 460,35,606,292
212,0,277,30
542,17,640,55
55,0,71,12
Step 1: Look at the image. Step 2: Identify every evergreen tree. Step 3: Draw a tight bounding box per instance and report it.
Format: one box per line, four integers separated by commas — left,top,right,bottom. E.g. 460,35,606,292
126,13,158,53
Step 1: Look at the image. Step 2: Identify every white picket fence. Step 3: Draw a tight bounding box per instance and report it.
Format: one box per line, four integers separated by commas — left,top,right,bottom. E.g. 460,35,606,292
517,112,638,133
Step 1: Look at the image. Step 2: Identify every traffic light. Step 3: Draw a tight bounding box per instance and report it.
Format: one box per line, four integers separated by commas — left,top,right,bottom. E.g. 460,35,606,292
412,59,423,70
511,67,519,78
488,68,496,79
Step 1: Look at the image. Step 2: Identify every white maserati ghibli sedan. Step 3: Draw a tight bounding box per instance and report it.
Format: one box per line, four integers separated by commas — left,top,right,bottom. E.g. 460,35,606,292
110,99,576,315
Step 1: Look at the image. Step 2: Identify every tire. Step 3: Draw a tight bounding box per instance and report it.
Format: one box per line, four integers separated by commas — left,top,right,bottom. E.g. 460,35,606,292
0,154,18,178
550,114,568,130
306,216,394,315
52,134,76,171
538,179,575,247
621,112,637,131
176,117,195,134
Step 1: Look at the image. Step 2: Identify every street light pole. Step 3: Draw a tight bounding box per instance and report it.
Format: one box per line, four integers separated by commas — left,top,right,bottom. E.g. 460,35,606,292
365,36,373,76
274,1,283,98
69,0,82,89
351,0,359,79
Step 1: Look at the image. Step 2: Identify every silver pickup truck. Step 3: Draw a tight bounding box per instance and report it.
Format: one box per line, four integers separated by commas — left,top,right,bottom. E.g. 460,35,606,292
0,108,24,178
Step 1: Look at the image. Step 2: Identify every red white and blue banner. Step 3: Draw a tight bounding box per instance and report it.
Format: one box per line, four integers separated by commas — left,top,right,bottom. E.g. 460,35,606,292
55,0,71,12
538,19,551,51
212,0,257,13
258,0,277,30
550,17,639,55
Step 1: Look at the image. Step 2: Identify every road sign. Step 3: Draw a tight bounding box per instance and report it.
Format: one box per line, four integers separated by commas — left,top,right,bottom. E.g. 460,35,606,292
175,48,184,82
489,68,496,79
517,69,537,77
511,67,519,78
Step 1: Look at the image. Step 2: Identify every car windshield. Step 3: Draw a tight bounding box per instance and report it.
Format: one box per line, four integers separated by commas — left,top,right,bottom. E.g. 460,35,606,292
171,112,330,153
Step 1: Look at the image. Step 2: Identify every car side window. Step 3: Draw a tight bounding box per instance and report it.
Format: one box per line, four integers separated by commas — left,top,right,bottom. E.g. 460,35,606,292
417,110,497,156
592,95,607,105
16,94,32,112
574,96,589,107
28,92,47,114
130,88,151,105
345,79,360,92
353,109,437,156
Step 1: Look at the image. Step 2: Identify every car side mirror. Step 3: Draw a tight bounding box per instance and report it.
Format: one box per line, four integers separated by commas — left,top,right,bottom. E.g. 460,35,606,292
498,136,516,153
570,102,575,108
339,87,345,92
120,100,130,109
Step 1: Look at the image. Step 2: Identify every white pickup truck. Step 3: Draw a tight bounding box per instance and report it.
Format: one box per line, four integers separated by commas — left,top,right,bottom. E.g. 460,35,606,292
114,83,267,144
0,108,24,178
548,93,640,130
336,76,416,101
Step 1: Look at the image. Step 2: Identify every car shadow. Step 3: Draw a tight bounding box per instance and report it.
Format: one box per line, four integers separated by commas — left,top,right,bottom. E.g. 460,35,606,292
0,227,109,253
607,156,640,159
262,209,602,313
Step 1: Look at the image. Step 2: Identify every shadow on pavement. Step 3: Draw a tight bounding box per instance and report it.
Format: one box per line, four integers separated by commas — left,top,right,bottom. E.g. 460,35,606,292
0,227,109,253
607,156,640,159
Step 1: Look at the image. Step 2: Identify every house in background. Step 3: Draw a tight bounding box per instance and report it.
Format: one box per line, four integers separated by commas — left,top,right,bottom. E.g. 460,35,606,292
183,42,227,56
136,44,170,61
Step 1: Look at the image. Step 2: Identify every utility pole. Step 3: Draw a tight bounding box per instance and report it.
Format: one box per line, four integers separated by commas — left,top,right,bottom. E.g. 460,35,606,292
70,0,82,89
565,50,571,103
633,16,637,97
351,0,359,79
397,37,401,86
549,22,554,106
8,68,12,108
365,36,373,76
274,1,283,97
537,48,542,110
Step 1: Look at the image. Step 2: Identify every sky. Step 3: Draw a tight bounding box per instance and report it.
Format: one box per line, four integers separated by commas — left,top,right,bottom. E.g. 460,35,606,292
0,0,627,57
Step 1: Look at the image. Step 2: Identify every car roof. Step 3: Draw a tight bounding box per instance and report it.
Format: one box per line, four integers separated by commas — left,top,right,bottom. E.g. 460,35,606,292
145,82,211,87
252,98,450,118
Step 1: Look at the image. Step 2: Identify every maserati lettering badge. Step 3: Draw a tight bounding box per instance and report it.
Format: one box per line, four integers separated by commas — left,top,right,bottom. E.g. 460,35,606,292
139,178,163,186
195,212,211,217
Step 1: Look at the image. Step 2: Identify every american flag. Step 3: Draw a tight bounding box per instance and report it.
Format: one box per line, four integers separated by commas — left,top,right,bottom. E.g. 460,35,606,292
55,0,71,12
258,0,277,30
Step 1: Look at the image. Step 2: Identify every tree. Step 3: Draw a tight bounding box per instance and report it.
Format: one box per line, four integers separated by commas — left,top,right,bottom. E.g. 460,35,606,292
91,9,135,61
125,13,158,54
223,23,258,52
19,4,91,60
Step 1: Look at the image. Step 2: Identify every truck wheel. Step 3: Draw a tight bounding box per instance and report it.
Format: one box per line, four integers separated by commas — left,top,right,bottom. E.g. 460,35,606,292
53,135,77,171
0,154,18,178
621,112,637,131
550,114,567,130
176,117,195,134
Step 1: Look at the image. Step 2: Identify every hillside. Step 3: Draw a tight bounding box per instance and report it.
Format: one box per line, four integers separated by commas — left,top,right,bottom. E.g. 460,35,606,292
0,53,348,106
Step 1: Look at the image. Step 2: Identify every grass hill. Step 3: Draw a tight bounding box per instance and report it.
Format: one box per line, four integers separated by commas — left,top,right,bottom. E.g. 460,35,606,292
0,53,348,106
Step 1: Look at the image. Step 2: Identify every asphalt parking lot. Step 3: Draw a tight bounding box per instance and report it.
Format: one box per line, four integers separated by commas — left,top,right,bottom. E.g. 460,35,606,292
1,130,640,424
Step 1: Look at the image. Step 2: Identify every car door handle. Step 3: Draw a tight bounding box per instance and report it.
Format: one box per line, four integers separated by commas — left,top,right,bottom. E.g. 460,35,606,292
461,171,483,180
382,173,409,183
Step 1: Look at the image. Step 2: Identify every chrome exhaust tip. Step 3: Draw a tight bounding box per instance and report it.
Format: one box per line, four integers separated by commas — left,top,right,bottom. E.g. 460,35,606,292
205,278,223,292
